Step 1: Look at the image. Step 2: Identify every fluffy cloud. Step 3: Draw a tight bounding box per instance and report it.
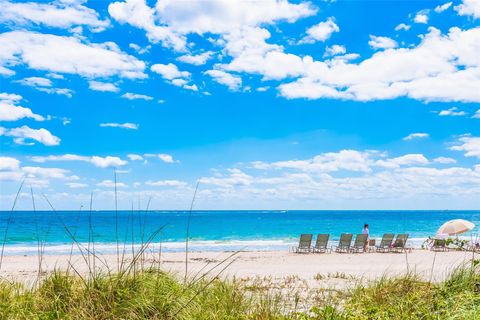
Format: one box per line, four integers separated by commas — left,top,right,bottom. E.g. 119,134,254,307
127,154,143,161
455,0,480,18
66,182,88,189
252,150,374,173
395,23,410,31
403,133,429,140
0,0,109,31
0,31,146,79
151,63,190,80
100,122,139,130
177,51,214,65
109,0,316,51
108,0,187,51
151,63,198,90
414,12,429,24
31,154,127,168
451,136,480,158
299,17,339,44
324,45,346,57
121,92,153,100
375,154,429,169
0,156,20,171
15,76,74,97
97,180,127,188
144,153,177,163
0,93,44,121
145,180,187,187
368,35,397,50
0,125,60,146
433,156,457,164
438,107,466,116
204,70,242,91
88,81,120,92
277,27,480,103
435,2,452,13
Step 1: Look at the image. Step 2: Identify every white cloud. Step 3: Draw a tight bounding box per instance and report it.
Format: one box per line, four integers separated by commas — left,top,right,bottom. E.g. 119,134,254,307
177,51,214,65
277,27,480,103
435,2,452,13
183,84,198,91
66,182,88,189
31,154,127,168
109,0,316,51
438,107,466,117
151,63,198,90
146,180,187,187
451,136,480,158
433,156,457,164
0,0,109,31
324,45,346,57
108,0,187,51
100,122,139,130
472,109,480,119
0,92,22,103
205,70,242,91
15,76,74,97
97,180,127,188
16,76,52,87
414,12,429,24
368,35,397,50
375,154,429,169
0,125,60,146
0,156,20,171
121,92,153,100
299,17,339,44
0,93,44,121
127,154,143,161
129,43,151,54
151,63,190,80
88,81,119,92
455,0,480,18
403,132,429,140
253,150,374,173
0,31,146,79
144,153,177,163
395,23,410,31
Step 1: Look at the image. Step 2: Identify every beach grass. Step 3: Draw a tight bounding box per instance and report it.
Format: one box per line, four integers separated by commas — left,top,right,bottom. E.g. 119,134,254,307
0,264,479,319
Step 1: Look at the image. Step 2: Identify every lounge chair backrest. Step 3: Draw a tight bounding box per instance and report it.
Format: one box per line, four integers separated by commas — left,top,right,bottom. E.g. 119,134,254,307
393,234,408,248
339,233,353,248
380,233,395,247
299,234,313,249
315,234,329,249
353,234,368,247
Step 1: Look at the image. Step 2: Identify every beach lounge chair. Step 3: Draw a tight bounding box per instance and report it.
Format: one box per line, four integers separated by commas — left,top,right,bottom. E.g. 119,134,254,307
390,234,410,253
350,234,368,253
313,234,330,253
431,239,448,252
333,233,353,253
376,234,395,253
293,234,313,253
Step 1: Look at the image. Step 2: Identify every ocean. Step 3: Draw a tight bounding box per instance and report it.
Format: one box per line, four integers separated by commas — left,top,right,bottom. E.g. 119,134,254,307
1,210,479,255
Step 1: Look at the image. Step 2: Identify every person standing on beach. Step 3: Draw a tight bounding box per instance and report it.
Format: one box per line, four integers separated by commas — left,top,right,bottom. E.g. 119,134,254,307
362,224,369,251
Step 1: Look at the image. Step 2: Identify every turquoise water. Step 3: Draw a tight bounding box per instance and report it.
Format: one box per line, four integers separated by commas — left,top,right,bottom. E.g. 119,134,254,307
1,210,479,255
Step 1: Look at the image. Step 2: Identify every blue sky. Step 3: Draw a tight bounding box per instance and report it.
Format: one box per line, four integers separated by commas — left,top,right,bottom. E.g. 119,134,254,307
1,0,480,210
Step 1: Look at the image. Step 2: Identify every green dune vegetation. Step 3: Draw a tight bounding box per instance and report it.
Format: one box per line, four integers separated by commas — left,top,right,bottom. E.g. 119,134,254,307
0,262,479,320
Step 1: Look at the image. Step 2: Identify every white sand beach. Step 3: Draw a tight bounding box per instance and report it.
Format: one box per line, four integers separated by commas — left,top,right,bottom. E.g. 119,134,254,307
1,250,476,289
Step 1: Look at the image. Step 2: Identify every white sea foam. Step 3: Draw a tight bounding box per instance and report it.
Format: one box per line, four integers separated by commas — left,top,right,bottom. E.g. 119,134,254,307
2,236,468,256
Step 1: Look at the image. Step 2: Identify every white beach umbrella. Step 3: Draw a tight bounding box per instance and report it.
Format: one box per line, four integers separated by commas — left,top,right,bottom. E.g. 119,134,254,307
436,219,475,236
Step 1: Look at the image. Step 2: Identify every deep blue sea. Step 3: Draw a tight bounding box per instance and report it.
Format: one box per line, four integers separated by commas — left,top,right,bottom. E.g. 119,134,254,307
1,210,479,255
